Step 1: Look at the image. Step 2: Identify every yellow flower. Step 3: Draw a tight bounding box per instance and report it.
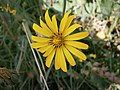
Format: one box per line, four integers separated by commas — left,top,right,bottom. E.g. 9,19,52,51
31,10,89,72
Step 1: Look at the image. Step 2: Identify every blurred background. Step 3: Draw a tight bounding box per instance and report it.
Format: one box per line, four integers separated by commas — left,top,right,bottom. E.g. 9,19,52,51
0,0,120,90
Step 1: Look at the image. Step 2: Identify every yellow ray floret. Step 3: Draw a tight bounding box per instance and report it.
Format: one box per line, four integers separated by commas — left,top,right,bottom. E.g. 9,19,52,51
63,24,81,37
33,23,53,37
40,19,53,35
32,36,50,42
64,32,89,40
55,48,61,70
38,45,53,53
65,45,87,60
52,15,58,34
43,46,55,57
59,10,71,32
31,43,48,48
62,46,76,66
45,10,56,33
45,49,56,67
65,41,89,49
59,47,67,72
65,15,76,30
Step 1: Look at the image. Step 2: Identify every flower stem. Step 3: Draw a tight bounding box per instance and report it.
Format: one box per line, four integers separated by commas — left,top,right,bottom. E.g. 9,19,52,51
63,0,66,16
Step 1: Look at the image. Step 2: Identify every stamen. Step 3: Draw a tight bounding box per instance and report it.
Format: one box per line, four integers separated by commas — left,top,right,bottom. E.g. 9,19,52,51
49,34,64,47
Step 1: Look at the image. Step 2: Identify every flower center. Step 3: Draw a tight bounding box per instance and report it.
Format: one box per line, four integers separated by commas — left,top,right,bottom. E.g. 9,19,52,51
50,34,63,47
53,38,61,45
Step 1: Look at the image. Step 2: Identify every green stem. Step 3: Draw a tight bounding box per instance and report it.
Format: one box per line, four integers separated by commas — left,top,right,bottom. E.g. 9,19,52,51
38,0,43,18
63,0,66,16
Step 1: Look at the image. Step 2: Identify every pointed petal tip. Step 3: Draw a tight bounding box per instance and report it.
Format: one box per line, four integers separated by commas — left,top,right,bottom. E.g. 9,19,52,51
83,44,89,49
46,63,50,68
71,63,76,66
45,9,49,17
74,24,81,28
67,10,71,14
85,32,89,36
46,9,49,13
86,45,89,49
33,23,41,31
69,60,76,66
32,23,36,29
80,52,87,60
62,68,67,72
55,68,60,70
45,9,49,18
64,10,71,17
80,56,87,62
81,56,87,61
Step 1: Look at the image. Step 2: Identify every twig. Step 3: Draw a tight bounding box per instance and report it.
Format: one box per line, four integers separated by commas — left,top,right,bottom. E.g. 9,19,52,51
22,22,49,90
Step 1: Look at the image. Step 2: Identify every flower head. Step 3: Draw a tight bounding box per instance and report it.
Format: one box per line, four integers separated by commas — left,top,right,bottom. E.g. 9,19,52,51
31,10,89,72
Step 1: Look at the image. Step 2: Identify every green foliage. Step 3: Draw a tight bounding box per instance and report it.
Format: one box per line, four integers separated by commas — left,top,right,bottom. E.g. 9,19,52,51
0,0,120,90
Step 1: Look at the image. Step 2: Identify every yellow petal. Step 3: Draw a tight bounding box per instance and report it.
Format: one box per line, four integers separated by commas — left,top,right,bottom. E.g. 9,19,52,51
52,15,58,34
45,48,56,67
59,10,71,33
43,46,55,57
33,23,52,37
59,47,67,72
65,15,76,30
65,32,89,40
65,41,89,49
65,45,87,60
38,45,53,53
62,46,76,66
62,24,81,37
31,43,48,48
40,19,53,35
45,10,55,33
31,35,50,42
55,48,60,70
